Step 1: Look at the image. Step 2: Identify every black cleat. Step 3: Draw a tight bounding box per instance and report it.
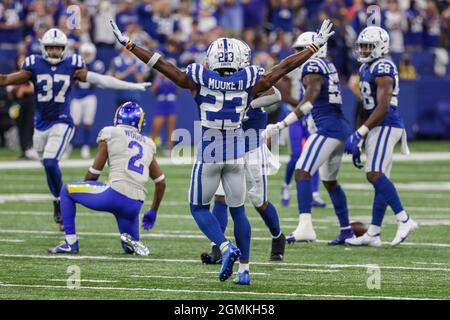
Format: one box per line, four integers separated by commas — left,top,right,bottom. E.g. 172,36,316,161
270,233,286,261
201,245,222,264
53,200,64,231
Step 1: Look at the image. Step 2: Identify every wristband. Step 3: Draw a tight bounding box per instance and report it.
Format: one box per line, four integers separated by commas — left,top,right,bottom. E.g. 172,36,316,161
357,125,370,137
153,174,165,183
147,53,161,69
299,101,313,114
280,111,299,129
125,40,135,51
88,167,102,175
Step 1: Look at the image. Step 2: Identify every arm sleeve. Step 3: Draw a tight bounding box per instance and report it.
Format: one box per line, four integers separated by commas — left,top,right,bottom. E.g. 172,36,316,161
86,71,144,91
250,87,281,108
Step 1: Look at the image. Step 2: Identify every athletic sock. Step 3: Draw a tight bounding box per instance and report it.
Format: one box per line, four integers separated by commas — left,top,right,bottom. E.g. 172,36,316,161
311,171,320,194
284,154,299,185
43,159,63,198
212,199,228,233
395,210,409,223
229,205,251,261
373,175,404,214
296,179,312,213
368,224,381,236
258,202,281,237
66,234,77,245
371,190,387,226
328,185,350,228
60,185,76,235
190,204,227,246
238,263,250,273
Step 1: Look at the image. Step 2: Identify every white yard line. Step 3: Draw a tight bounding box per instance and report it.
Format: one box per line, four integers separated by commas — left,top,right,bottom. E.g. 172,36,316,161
276,268,340,273
0,229,449,248
1,253,450,272
202,271,270,276
46,279,118,283
0,239,24,243
0,282,442,300
130,275,195,280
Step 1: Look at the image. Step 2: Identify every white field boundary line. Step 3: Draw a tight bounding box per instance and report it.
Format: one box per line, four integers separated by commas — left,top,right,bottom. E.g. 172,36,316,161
1,254,450,273
0,282,444,300
0,229,449,248
1,152,450,170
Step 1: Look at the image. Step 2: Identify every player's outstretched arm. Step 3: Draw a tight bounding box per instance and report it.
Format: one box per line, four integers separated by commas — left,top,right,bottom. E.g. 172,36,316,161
142,159,166,230
249,87,281,109
110,20,196,92
75,68,151,92
0,70,32,86
84,141,108,181
265,74,322,135
252,19,334,96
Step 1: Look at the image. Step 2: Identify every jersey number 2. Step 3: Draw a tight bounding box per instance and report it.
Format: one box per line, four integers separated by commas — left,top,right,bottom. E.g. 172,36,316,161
127,141,144,175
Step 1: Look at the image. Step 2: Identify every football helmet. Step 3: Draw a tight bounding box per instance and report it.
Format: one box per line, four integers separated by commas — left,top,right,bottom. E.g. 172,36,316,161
79,42,97,64
40,28,68,64
114,101,146,131
205,37,241,72
292,31,327,58
232,38,251,69
356,26,390,63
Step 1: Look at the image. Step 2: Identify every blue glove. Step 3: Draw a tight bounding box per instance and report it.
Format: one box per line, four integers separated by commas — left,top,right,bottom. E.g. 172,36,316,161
352,147,364,169
344,131,363,154
142,209,157,230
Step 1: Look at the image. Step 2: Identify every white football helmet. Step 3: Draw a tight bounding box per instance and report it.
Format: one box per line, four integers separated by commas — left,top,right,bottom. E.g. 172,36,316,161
205,37,241,72
356,26,390,63
80,42,97,64
292,32,327,58
40,28,68,64
232,38,251,69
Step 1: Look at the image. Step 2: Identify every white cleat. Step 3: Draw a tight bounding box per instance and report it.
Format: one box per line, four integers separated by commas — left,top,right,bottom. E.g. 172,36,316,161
345,232,382,247
391,217,418,246
286,214,316,243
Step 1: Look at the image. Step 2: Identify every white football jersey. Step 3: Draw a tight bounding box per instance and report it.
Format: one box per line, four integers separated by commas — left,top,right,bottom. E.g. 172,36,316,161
97,125,156,201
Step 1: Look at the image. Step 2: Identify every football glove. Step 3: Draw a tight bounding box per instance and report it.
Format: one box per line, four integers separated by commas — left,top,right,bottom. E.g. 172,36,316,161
344,131,363,154
110,20,135,50
352,146,364,169
142,209,157,230
312,19,335,49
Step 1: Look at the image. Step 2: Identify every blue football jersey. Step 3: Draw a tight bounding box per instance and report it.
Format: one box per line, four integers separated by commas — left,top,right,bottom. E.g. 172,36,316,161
73,59,105,99
359,58,403,128
186,63,264,161
299,57,348,140
21,54,85,130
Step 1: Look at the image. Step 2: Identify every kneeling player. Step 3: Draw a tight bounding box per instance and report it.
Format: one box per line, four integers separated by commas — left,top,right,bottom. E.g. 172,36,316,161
48,102,166,254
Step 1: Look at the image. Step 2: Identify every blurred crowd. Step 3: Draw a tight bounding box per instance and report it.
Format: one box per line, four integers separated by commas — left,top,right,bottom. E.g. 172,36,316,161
0,0,449,79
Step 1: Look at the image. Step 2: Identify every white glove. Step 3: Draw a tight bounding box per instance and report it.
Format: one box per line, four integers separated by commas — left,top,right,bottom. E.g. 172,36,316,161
110,20,132,47
262,122,285,139
136,82,152,91
313,19,335,48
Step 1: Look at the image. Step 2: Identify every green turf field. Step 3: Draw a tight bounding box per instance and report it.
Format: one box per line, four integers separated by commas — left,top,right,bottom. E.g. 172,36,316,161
0,147,449,300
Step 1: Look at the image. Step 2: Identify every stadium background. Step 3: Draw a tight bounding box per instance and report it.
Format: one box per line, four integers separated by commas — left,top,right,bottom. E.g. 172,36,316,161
0,0,449,152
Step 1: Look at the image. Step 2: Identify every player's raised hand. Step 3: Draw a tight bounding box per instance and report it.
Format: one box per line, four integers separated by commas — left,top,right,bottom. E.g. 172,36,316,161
110,20,131,47
142,209,157,230
314,19,335,48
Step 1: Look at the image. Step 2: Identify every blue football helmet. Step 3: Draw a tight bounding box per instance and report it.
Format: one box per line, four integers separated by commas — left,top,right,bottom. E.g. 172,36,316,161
114,101,145,131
